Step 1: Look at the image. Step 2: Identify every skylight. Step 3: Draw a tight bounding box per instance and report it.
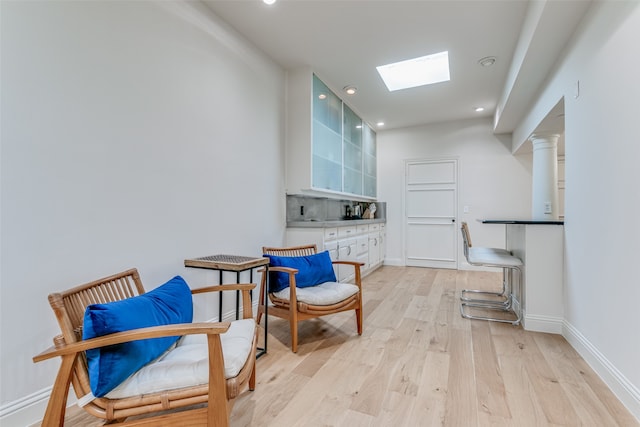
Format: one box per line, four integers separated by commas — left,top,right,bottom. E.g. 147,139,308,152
376,51,450,92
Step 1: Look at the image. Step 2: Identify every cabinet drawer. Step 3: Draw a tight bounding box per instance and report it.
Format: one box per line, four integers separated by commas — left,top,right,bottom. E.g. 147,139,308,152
369,223,380,232
338,226,357,238
324,227,338,241
356,224,369,234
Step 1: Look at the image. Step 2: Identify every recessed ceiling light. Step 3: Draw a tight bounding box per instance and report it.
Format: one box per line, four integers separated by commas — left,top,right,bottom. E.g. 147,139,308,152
344,86,357,95
475,107,485,112
377,122,385,127
478,56,496,67
263,0,277,5
376,51,450,92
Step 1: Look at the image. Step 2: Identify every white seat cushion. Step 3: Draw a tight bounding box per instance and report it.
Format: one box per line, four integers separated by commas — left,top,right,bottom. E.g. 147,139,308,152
471,246,512,256
273,281,359,306
468,247,522,267
105,318,255,399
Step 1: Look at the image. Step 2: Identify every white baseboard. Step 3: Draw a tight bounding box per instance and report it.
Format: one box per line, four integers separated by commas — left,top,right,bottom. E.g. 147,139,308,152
382,257,403,266
0,387,51,427
563,320,640,422
523,313,564,334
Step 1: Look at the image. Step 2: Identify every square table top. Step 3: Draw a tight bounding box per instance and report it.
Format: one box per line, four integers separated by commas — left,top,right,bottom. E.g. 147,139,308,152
184,254,269,272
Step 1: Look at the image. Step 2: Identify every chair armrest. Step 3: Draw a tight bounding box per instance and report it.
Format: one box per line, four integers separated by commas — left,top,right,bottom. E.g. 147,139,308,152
331,260,365,267
266,266,299,274
33,322,230,363
330,261,363,288
262,266,299,304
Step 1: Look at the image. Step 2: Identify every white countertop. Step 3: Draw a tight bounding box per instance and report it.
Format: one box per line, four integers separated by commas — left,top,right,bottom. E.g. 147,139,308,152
287,218,386,228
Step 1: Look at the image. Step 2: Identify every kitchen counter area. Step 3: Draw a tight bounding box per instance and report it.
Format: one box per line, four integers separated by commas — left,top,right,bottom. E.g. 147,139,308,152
285,194,387,226
483,219,565,333
287,218,386,228
285,194,387,278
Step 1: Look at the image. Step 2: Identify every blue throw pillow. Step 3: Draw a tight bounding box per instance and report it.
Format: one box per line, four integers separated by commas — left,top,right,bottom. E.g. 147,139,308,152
266,250,337,293
82,275,193,397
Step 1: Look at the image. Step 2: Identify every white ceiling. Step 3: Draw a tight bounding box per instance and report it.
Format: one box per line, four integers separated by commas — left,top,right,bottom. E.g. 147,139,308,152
203,0,591,133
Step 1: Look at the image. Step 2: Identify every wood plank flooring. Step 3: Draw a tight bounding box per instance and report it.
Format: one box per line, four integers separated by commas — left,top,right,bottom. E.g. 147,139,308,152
50,266,638,426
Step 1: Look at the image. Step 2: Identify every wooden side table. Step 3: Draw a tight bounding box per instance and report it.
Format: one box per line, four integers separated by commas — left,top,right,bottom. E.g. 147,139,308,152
185,254,269,357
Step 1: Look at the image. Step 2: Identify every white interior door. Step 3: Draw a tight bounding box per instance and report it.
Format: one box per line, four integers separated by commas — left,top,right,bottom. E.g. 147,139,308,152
405,159,457,269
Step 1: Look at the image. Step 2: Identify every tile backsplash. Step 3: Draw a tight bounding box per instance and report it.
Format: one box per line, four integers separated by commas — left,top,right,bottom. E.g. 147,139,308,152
287,194,386,222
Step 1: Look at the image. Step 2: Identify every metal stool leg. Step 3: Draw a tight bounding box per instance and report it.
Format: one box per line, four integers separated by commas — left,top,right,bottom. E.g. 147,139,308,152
460,266,521,325
460,267,510,306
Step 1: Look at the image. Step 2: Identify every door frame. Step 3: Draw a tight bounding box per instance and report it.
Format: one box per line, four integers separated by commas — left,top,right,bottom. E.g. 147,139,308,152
402,157,459,268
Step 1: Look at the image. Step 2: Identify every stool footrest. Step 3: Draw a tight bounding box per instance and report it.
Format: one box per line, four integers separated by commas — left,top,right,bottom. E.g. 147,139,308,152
460,295,521,325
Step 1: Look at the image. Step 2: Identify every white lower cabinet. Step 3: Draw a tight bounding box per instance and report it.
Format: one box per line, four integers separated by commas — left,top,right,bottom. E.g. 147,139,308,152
338,238,357,282
356,236,369,271
286,223,385,281
369,232,380,268
368,223,383,269
323,240,339,279
379,224,386,266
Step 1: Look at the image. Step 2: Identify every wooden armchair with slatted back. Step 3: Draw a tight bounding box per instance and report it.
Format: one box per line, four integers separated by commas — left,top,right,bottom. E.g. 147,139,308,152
33,268,257,426
258,244,364,353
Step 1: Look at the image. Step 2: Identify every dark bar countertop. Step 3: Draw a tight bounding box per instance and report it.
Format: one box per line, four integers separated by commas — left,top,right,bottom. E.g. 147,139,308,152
481,219,564,225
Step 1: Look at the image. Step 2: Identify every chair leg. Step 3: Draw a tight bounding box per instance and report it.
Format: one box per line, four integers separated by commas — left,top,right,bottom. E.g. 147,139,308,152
256,304,264,326
289,304,298,353
290,317,298,353
257,276,267,325
291,322,298,353
249,361,256,391
356,299,363,335
41,354,76,427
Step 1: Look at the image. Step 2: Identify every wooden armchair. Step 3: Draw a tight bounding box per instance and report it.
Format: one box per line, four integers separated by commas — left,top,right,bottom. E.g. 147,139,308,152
33,268,257,426
258,244,363,353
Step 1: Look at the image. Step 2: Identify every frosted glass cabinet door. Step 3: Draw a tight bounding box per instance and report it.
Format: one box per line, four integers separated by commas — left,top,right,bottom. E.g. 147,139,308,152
343,104,363,195
312,75,342,192
363,123,377,197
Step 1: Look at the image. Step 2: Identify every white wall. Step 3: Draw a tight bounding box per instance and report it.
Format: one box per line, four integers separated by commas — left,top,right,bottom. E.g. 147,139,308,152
0,1,285,424
377,117,532,268
511,1,640,418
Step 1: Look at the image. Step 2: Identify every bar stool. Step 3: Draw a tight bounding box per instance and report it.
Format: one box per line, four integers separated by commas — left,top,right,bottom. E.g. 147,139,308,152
460,222,522,325
460,222,510,304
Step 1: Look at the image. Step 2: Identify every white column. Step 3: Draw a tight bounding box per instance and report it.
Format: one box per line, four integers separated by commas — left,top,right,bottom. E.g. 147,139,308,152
530,133,560,220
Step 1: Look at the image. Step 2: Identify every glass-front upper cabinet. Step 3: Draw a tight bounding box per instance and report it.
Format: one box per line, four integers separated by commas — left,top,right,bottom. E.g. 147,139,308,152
312,75,342,192
343,104,363,195
286,69,376,199
363,123,377,198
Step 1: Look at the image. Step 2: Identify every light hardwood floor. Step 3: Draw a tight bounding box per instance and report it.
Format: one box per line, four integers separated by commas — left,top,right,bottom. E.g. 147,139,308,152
53,266,638,426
